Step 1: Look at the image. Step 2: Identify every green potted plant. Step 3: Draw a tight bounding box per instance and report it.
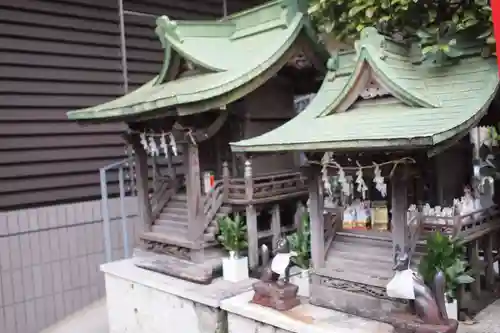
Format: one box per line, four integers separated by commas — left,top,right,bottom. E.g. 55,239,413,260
217,213,249,282
418,232,475,320
287,211,311,297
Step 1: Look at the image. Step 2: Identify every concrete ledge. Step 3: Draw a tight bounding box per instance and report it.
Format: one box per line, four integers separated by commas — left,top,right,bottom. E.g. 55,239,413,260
221,291,393,333
101,258,257,333
101,258,257,307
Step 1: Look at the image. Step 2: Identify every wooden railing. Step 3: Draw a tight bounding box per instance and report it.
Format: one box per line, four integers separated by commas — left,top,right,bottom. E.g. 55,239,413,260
419,205,499,240
150,176,179,221
414,206,500,306
224,167,307,205
323,208,342,258
199,179,225,232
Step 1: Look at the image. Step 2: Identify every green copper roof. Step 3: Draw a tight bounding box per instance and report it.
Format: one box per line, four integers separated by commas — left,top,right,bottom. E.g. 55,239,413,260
230,27,499,153
67,0,327,122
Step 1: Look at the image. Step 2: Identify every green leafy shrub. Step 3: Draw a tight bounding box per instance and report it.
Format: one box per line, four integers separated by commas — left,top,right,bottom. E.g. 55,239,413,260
287,211,311,269
418,232,474,300
217,214,248,257
308,0,494,65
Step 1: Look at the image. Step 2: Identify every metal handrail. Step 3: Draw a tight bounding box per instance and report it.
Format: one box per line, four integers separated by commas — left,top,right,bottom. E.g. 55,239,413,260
100,157,134,263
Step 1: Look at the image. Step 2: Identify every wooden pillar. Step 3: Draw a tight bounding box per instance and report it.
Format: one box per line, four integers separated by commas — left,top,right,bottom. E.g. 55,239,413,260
222,161,230,202
467,240,481,298
166,146,176,183
130,134,153,231
308,166,325,270
244,159,258,269
294,202,304,232
391,165,409,266
185,142,202,240
484,234,495,291
271,204,281,252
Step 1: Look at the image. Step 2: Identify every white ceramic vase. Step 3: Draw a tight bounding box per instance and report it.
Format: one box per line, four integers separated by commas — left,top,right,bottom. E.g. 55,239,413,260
289,267,310,297
222,251,249,282
445,295,458,320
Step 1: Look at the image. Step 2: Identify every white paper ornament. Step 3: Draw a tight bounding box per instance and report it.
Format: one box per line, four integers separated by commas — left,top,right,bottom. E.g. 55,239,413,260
372,162,387,197
169,133,178,156
148,135,159,156
332,160,350,196
321,152,333,196
139,132,149,153
160,132,169,157
355,163,368,199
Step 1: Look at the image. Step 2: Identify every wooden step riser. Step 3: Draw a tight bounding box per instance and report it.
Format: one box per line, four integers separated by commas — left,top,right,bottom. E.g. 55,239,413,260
335,235,392,249
155,219,188,228
332,241,392,257
162,206,188,215
330,246,394,266
168,201,188,208
159,213,189,222
141,232,219,250
152,225,188,235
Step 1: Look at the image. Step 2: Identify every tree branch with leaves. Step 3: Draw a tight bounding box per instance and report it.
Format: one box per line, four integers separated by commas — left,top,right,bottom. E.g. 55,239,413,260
308,0,495,65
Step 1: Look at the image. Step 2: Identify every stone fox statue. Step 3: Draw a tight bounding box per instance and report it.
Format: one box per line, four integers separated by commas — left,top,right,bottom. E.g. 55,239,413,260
259,238,297,284
393,252,448,325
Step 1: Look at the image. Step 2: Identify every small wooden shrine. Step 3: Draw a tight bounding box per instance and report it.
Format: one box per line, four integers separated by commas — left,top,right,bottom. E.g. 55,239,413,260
67,0,328,273
231,27,500,320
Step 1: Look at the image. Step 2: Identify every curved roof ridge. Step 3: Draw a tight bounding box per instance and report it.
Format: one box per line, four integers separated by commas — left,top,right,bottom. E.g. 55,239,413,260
66,0,330,122
155,16,230,72
317,28,440,118
229,47,499,153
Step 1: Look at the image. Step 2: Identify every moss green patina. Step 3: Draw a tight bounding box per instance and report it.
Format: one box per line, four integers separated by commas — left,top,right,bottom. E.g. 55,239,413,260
230,27,499,154
66,0,327,122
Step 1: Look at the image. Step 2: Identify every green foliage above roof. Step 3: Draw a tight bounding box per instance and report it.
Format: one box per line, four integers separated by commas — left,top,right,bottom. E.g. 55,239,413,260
66,0,328,122
230,27,499,153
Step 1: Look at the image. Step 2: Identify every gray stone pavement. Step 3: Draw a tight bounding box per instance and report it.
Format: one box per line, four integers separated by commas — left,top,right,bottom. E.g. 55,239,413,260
40,299,108,333
458,299,500,333
37,295,500,333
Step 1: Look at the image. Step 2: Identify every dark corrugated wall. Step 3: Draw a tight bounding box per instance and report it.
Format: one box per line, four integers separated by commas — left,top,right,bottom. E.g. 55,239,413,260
0,0,261,210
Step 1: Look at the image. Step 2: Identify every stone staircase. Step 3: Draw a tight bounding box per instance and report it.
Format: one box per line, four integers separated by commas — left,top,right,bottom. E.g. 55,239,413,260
140,192,231,256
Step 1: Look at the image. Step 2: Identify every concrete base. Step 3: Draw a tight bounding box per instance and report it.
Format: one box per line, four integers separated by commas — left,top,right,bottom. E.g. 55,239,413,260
101,259,257,333
221,291,393,333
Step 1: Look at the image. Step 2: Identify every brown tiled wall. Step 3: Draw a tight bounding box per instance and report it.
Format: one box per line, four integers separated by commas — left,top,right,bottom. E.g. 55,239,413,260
0,197,140,333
